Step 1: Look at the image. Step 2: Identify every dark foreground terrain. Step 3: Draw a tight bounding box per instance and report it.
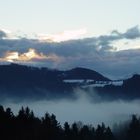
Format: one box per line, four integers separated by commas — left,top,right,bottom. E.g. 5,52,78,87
0,105,140,140
0,63,140,101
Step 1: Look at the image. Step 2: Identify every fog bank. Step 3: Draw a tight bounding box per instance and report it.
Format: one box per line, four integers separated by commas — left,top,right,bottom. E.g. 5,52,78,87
2,91,140,126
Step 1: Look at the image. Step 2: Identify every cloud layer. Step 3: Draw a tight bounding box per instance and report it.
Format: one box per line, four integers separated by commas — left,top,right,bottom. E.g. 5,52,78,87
0,26,140,78
0,30,7,39
38,28,87,42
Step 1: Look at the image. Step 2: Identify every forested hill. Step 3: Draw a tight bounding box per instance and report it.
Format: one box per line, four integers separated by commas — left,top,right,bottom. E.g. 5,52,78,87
0,63,109,95
0,63,140,100
0,63,110,83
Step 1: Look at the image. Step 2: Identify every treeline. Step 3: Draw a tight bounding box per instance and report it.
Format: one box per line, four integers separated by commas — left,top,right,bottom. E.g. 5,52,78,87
0,105,140,140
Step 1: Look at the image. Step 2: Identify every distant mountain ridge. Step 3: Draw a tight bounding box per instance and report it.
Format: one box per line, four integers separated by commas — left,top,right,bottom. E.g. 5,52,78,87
0,63,110,82
0,63,140,100
63,67,110,81
92,74,140,100
0,63,110,99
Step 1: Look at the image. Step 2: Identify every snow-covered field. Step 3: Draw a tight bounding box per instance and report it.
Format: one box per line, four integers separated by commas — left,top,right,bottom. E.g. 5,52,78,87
63,79,123,87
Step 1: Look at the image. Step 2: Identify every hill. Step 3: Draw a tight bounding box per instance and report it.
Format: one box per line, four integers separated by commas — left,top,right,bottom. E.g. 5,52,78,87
0,63,110,100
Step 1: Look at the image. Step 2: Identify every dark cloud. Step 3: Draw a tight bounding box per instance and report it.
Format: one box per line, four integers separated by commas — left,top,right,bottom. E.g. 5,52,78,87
0,30,7,39
123,26,140,39
111,26,140,40
0,26,140,78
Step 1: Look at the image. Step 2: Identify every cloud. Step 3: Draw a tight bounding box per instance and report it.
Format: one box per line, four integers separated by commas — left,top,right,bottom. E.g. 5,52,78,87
38,28,87,42
112,26,140,39
95,26,140,51
6,48,47,62
123,26,140,39
0,48,63,63
0,30,7,39
0,26,140,78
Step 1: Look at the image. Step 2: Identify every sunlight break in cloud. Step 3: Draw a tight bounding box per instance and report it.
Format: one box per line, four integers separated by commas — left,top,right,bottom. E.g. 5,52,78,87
0,49,55,63
38,28,87,42
4,49,47,62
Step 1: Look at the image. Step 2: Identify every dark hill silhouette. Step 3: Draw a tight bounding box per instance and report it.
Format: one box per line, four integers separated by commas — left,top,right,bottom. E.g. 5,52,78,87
0,63,110,100
122,74,140,97
64,67,110,81
93,74,140,100
0,63,140,100
0,63,110,83
123,74,140,90
0,63,110,85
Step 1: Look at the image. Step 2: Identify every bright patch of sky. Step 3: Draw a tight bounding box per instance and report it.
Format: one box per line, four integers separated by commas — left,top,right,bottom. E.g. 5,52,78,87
112,39,140,51
0,0,140,36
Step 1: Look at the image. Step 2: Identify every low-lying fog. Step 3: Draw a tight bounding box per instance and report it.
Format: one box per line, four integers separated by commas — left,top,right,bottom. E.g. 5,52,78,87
2,89,140,127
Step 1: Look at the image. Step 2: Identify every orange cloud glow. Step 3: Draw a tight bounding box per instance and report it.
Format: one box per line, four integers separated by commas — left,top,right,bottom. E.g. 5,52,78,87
0,49,62,63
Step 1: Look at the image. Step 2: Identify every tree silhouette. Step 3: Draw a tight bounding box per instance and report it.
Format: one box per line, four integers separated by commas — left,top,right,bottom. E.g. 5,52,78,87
0,105,139,140
126,115,140,140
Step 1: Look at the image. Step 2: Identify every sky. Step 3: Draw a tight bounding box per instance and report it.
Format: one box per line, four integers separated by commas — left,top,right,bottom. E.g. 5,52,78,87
0,0,140,78
0,0,140,35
